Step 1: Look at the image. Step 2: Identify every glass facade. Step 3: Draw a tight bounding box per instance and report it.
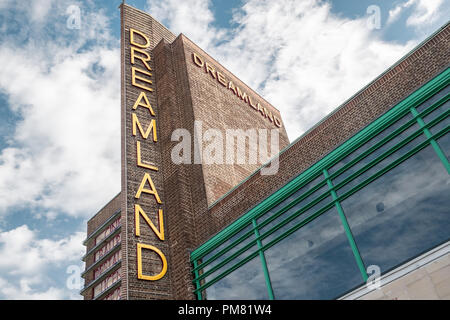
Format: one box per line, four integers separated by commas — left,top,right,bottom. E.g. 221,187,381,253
191,69,450,300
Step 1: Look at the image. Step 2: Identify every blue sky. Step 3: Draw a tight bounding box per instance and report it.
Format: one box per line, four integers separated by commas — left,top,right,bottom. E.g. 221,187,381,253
0,0,448,299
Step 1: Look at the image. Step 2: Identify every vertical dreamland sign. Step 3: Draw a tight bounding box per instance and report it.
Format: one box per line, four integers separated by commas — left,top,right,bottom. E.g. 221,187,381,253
118,3,289,301
120,4,175,299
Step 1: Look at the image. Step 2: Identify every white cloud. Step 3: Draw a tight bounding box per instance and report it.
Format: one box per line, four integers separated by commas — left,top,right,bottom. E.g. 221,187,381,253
406,0,445,26
387,0,414,25
0,45,121,217
0,0,116,300
147,0,416,140
0,225,85,274
29,0,56,22
387,0,446,27
0,277,66,299
0,225,84,299
147,0,226,52
0,1,120,218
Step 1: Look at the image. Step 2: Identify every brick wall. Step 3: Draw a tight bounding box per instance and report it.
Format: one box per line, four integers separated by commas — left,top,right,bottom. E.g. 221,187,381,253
180,35,290,205
120,4,176,300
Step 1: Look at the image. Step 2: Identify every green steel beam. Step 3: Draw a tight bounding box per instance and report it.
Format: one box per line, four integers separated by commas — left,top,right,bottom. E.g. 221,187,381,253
192,260,202,300
410,107,450,173
323,169,368,282
192,126,448,293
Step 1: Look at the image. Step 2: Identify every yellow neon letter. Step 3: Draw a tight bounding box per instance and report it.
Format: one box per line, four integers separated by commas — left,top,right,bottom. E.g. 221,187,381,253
132,113,157,142
136,141,158,171
236,87,249,103
130,28,150,48
132,67,153,92
192,52,204,67
134,204,164,240
217,71,227,87
131,47,152,71
257,103,266,117
205,62,217,79
135,172,162,203
228,81,237,95
274,116,282,128
132,91,155,116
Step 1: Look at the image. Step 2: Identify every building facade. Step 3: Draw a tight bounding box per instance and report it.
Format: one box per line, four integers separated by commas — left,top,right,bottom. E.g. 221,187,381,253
81,4,450,300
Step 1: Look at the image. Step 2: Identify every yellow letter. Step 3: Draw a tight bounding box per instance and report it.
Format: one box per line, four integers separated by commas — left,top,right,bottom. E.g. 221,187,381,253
274,116,282,128
135,204,164,240
228,81,237,95
130,28,150,48
248,95,258,110
217,71,227,87
136,141,158,171
132,91,155,116
264,107,274,122
132,113,157,142
205,62,217,79
137,243,167,281
257,103,266,117
131,47,152,71
236,87,249,103
192,52,204,67
132,67,153,92
135,172,162,203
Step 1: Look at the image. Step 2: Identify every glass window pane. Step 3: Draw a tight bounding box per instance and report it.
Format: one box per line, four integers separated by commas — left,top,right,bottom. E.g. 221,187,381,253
264,207,364,299
203,244,259,284
257,173,325,226
201,224,255,275
329,113,413,176
335,133,426,197
340,145,450,275
415,85,450,113
260,188,332,246
436,133,449,162
333,120,421,186
427,105,449,136
203,255,268,300
422,100,449,127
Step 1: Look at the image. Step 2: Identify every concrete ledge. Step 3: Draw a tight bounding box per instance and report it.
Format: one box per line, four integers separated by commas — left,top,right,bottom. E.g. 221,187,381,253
340,241,450,300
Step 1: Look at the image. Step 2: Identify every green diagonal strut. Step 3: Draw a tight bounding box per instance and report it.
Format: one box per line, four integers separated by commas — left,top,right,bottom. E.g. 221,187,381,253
323,169,368,282
252,219,274,300
410,106,450,174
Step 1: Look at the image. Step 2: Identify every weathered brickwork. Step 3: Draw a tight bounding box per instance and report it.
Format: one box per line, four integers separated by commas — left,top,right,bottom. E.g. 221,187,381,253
120,4,176,300
180,35,290,206
82,4,450,300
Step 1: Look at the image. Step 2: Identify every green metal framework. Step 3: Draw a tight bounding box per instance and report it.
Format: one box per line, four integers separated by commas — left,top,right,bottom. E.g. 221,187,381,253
190,67,450,300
